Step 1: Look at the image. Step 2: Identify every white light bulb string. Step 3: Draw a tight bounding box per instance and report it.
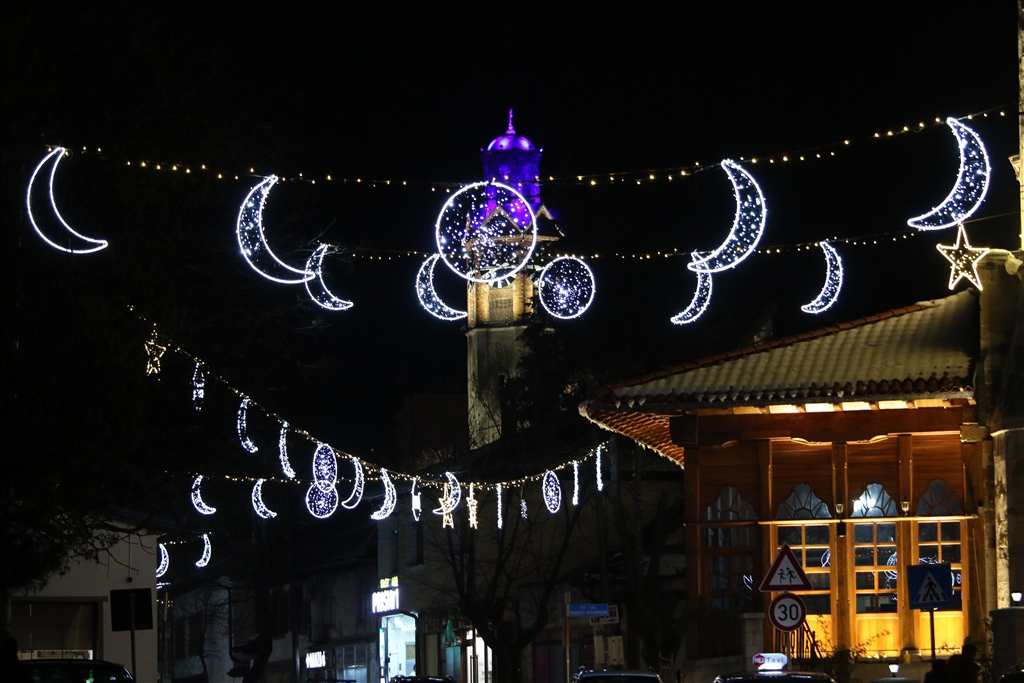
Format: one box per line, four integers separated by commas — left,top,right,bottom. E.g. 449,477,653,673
36,105,1008,191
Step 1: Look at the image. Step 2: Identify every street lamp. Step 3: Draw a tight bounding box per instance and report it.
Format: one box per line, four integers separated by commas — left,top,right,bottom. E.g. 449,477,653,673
889,664,900,677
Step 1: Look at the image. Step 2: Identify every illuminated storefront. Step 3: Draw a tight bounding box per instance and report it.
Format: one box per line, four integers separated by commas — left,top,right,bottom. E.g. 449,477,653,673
373,577,418,682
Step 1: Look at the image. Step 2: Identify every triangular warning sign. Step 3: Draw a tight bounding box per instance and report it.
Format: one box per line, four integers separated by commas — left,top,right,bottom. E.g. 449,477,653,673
914,570,950,604
760,544,813,592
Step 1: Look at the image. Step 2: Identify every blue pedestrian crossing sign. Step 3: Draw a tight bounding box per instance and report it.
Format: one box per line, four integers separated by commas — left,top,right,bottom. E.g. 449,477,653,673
907,564,952,609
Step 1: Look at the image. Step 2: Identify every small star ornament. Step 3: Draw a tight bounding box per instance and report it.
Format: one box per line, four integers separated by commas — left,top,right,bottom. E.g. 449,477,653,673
936,224,989,290
144,329,167,375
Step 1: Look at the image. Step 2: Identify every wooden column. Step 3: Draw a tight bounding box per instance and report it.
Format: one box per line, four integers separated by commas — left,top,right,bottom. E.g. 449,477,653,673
898,434,918,654
684,446,702,657
759,439,774,650
961,437,987,648
832,442,852,651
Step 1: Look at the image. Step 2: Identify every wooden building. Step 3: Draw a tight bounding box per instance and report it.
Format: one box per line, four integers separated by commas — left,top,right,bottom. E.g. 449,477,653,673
579,254,1022,665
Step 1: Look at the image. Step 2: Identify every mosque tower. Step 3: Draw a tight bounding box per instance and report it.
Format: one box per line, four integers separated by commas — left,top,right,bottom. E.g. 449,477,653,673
467,111,561,448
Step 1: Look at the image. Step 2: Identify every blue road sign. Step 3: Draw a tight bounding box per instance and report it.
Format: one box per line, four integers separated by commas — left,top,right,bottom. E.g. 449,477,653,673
907,563,952,609
568,603,609,618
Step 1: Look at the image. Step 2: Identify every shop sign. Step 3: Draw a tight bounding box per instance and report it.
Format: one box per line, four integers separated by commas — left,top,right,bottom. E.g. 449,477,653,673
306,650,327,669
372,577,400,613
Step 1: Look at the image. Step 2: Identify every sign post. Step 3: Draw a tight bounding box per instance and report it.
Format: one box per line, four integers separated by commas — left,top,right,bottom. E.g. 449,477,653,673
110,588,153,680
907,564,953,662
760,545,812,639
768,593,807,632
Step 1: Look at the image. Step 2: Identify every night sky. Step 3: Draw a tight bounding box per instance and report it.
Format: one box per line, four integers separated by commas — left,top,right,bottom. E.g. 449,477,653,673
3,2,1018,462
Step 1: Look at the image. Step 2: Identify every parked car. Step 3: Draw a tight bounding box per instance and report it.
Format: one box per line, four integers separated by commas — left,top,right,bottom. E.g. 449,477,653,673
573,669,663,683
24,658,134,683
996,664,1024,683
712,673,836,683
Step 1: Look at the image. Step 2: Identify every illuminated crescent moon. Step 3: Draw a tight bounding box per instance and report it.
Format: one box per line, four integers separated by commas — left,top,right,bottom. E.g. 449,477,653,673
236,176,314,284
341,457,365,509
688,160,766,273
433,472,462,515
370,469,397,520
156,543,169,578
304,244,353,310
26,147,108,253
416,254,467,320
908,118,990,230
801,242,844,314
251,479,278,519
195,534,212,568
671,254,713,325
191,475,217,515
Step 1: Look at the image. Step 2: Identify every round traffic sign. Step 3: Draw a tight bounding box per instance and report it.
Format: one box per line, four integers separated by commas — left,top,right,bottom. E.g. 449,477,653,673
768,592,807,632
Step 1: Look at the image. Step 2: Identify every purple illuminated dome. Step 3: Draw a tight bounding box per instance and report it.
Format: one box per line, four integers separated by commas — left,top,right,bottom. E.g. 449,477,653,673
485,109,536,151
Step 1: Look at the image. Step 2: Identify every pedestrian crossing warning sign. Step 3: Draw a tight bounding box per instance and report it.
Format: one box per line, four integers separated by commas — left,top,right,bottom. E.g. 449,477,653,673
907,563,953,609
759,544,813,592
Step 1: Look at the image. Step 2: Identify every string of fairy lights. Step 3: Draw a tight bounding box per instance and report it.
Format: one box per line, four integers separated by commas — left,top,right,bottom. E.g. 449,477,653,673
41,105,1008,189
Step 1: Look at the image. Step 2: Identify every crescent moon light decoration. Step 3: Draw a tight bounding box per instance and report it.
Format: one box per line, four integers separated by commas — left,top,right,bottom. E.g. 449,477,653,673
236,175,314,284
26,147,108,253
801,242,844,314
306,443,339,519
496,483,504,530
191,364,205,411
341,457,365,510
671,254,714,325
304,244,353,310
411,478,422,521
370,469,397,521
908,118,990,230
572,462,580,506
936,224,990,290
191,475,217,515
433,472,462,515
538,256,596,319
542,471,562,513
195,534,212,568
156,543,169,578
435,182,538,284
687,160,767,273
236,397,258,453
416,254,467,320
278,422,296,479
252,479,278,519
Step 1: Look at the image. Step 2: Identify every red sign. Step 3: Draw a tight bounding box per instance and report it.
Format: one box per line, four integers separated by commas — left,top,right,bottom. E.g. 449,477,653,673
760,544,813,592
768,593,807,632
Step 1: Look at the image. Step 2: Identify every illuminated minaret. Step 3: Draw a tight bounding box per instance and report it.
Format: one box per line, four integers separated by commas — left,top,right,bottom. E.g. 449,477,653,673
467,111,560,448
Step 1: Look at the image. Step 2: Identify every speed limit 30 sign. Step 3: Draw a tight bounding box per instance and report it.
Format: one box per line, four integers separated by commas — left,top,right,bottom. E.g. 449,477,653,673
768,592,806,632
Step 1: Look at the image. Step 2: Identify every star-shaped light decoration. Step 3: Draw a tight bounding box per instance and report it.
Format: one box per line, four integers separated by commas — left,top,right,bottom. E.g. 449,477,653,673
144,329,167,375
467,484,478,529
440,483,454,529
936,224,990,290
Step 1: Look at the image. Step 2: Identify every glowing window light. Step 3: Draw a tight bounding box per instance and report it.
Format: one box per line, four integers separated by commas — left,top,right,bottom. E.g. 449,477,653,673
191,363,205,411
237,396,258,453
936,224,990,290
415,254,467,320
687,160,766,273
278,422,296,479
26,147,109,253
542,471,562,513
538,256,596,319
252,479,277,519
191,475,216,515
340,457,365,510
801,242,843,314
195,534,212,568
370,469,397,520
156,543,169,578
236,175,314,284
435,182,538,284
908,118,990,230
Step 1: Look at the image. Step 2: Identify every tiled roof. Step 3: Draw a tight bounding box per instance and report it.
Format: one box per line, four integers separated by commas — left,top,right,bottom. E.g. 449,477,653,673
587,290,977,409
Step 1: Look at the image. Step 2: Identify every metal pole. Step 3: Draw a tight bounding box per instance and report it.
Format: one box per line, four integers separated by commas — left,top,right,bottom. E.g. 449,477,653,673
129,591,137,680
929,609,936,663
564,592,571,683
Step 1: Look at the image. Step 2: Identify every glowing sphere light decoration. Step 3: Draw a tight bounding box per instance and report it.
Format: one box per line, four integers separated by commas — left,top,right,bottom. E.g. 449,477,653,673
542,471,562,513
306,443,339,519
435,182,537,283
538,257,596,319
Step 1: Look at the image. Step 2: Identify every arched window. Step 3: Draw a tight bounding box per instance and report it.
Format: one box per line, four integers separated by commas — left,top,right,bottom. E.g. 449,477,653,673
777,484,832,520
917,480,963,516
851,483,898,518
704,486,756,614
705,485,757,522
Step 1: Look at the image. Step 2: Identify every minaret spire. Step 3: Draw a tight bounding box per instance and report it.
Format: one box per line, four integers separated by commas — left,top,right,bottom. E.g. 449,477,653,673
506,108,515,135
